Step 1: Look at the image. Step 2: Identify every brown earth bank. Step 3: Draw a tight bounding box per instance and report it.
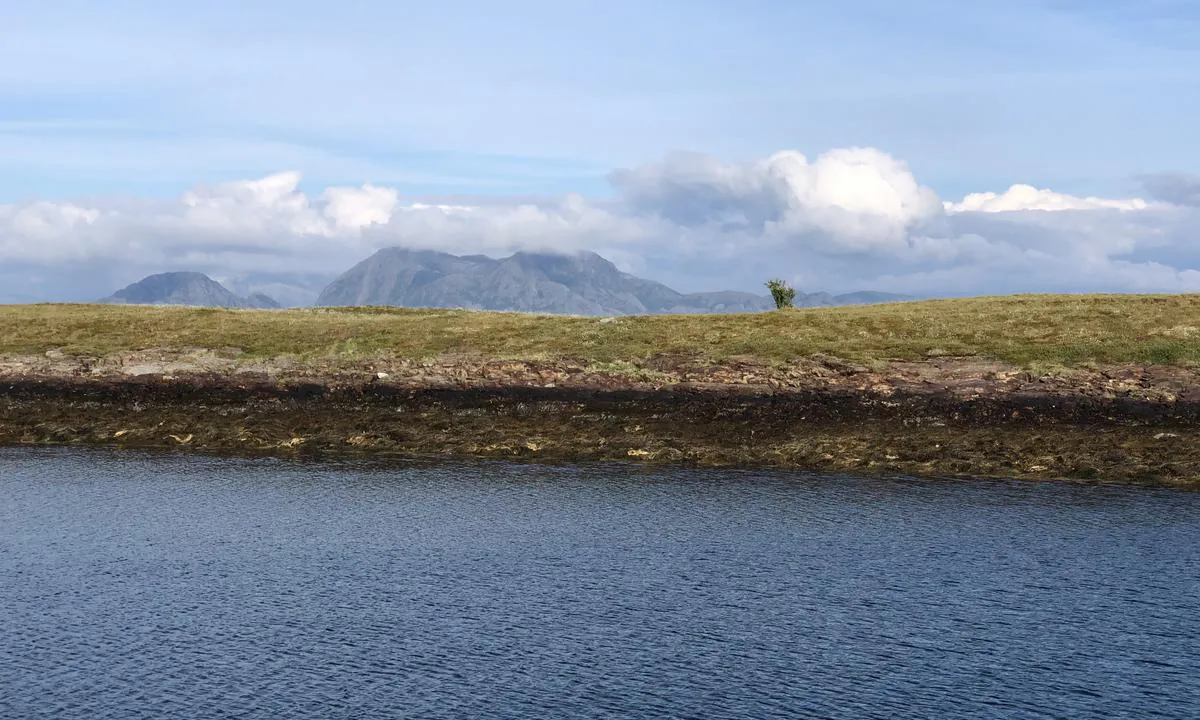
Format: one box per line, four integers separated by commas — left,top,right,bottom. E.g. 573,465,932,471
1,350,1198,489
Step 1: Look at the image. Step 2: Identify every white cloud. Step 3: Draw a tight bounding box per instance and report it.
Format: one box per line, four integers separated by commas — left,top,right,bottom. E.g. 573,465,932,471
6,201,100,241
2,147,1199,303
945,183,1150,213
180,172,326,237
610,147,942,252
764,148,942,248
322,184,400,230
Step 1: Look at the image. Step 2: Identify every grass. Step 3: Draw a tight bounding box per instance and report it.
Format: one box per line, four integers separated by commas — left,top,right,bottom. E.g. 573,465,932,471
2,294,1200,366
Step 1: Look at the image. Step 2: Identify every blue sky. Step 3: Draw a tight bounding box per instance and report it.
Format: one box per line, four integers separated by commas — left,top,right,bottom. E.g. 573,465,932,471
2,0,1200,304
3,0,1198,202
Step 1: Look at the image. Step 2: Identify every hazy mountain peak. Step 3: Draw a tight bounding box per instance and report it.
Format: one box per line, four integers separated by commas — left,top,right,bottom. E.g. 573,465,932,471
99,272,279,309
315,247,909,314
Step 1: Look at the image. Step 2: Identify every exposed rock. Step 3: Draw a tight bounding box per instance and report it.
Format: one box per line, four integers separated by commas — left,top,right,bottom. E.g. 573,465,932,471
4,351,1199,487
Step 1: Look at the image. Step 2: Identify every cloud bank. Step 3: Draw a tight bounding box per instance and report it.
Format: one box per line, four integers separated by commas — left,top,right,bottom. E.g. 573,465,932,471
2,148,1199,303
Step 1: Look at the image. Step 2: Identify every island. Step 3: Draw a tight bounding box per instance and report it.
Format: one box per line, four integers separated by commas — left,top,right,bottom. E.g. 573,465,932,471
1,295,1197,488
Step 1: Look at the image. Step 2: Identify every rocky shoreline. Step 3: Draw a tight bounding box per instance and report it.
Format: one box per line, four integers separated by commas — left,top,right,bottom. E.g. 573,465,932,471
2,349,1198,488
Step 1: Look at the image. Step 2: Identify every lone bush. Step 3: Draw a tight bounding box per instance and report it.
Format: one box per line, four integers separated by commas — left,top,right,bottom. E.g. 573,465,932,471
765,279,797,309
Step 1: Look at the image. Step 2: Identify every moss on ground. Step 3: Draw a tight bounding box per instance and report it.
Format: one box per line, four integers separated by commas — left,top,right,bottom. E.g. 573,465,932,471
2,294,1200,367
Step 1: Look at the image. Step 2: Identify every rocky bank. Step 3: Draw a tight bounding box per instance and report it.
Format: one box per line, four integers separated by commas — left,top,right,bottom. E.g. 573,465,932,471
1,349,1197,488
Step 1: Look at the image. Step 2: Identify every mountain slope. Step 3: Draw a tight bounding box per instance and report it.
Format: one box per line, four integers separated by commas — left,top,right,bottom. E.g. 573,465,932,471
99,272,279,309
221,272,336,308
316,248,907,314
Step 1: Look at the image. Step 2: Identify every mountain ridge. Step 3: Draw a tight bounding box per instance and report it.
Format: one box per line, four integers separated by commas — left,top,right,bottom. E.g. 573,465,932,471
315,247,909,314
99,272,280,309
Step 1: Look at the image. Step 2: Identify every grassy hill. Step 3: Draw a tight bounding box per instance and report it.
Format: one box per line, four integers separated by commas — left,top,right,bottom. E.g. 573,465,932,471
2,294,1199,367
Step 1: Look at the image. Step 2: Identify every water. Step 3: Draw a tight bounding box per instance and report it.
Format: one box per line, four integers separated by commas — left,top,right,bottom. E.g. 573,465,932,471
1,449,1197,719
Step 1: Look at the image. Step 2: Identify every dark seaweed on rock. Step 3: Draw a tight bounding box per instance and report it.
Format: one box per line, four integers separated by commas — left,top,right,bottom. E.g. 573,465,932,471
2,368,1197,488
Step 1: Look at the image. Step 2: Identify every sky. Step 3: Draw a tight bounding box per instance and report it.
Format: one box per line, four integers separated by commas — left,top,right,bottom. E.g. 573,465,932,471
2,0,1200,302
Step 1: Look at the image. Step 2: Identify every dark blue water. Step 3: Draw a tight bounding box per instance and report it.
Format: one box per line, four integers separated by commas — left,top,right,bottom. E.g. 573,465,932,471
1,449,1198,719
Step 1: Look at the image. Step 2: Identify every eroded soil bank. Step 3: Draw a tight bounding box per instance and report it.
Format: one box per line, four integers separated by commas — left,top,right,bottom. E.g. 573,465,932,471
2,350,1198,488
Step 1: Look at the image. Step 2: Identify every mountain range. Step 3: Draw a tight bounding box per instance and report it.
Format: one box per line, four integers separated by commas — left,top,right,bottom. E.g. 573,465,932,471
315,248,908,313
97,249,910,313
99,272,281,309
220,271,337,308
317,248,778,314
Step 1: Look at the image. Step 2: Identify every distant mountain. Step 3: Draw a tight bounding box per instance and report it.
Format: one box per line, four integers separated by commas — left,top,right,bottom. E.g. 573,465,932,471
827,290,911,305
316,248,908,314
99,272,280,309
244,292,283,309
221,272,336,308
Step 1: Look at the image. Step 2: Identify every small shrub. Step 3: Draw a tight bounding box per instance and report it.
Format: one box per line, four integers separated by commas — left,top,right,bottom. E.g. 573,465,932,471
765,279,797,309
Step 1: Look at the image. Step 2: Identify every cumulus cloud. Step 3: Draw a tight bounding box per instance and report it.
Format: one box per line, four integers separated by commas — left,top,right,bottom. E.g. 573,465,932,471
322,184,400,230
945,184,1151,213
2,147,1199,303
764,148,942,248
610,147,942,252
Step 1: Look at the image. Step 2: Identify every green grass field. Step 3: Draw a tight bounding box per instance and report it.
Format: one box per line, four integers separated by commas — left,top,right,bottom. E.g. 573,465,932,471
2,294,1199,366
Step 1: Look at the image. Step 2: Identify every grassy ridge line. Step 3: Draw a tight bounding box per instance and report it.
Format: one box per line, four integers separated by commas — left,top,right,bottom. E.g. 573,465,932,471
2,295,1199,366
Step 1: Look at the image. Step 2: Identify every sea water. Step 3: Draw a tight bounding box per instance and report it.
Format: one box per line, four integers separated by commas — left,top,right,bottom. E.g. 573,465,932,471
1,448,1197,718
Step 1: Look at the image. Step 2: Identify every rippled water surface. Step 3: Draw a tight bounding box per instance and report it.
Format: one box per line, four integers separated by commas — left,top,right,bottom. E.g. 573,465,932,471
2,448,1198,719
